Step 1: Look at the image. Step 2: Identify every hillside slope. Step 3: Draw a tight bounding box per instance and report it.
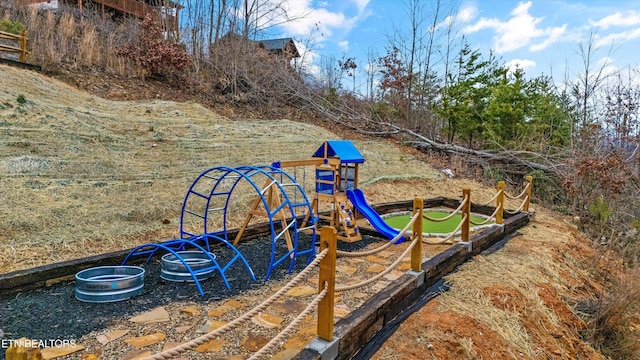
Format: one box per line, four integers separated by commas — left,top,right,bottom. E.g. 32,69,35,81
0,64,440,272
373,207,608,359
0,65,621,359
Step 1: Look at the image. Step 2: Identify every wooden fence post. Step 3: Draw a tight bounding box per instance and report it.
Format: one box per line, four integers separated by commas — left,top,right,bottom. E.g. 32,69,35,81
317,226,337,341
19,30,27,62
524,176,533,212
461,188,470,242
496,182,505,224
411,197,423,272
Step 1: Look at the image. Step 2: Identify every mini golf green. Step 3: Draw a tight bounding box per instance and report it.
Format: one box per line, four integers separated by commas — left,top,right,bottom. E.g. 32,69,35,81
383,210,489,234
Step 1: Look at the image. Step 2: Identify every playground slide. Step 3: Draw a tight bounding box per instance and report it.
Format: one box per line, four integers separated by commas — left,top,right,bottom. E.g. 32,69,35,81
346,188,404,243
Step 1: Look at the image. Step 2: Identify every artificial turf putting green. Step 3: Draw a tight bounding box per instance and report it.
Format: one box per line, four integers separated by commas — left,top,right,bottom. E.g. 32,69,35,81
383,211,488,234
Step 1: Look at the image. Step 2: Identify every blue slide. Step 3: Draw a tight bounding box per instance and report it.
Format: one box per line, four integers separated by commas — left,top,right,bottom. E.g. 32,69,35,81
346,189,404,243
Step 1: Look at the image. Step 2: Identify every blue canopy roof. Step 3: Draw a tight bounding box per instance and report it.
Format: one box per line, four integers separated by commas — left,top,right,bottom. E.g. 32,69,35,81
312,140,365,164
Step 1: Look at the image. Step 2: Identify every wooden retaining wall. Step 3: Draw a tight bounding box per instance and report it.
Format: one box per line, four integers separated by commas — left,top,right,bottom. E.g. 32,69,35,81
294,211,530,360
0,221,275,295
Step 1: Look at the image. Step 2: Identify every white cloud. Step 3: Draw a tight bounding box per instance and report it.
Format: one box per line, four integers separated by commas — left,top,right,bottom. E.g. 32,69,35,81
351,0,370,14
505,58,536,72
591,11,640,29
530,24,566,51
278,4,354,37
463,1,566,54
274,0,367,47
456,4,478,24
598,56,614,66
338,41,349,51
437,4,477,34
594,27,640,48
293,40,320,75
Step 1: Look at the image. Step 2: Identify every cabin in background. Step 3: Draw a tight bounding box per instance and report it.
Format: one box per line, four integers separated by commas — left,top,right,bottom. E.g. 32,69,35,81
16,0,182,33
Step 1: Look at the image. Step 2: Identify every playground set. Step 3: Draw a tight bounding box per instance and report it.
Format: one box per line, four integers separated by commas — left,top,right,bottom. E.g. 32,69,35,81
84,140,402,300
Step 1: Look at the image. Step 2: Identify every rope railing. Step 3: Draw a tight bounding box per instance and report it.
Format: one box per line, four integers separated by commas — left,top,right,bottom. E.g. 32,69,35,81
336,212,420,258
422,195,468,222
504,180,531,200
422,213,468,245
335,235,420,292
504,195,529,214
478,188,503,206
141,179,535,360
142,248,329,360
248,287,328,360
469,205,501,226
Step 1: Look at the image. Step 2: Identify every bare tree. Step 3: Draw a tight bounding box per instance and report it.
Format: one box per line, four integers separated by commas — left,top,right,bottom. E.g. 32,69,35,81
365,47,378,101
569,31,615,129
240,0,306,40
380,0,460,133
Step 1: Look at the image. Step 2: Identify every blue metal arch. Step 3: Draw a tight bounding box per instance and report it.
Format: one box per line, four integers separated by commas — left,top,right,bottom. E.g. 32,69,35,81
179,165,316,280
122,240,227,296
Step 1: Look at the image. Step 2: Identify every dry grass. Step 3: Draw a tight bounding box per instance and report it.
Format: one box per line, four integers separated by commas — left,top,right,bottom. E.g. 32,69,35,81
583,268,640,359
0,64,445,272
425,207,605,358
1,5,136,73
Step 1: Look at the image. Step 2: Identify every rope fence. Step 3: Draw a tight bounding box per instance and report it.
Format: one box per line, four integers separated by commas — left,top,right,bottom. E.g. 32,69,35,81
336,238,419,292
248,287,328,360
470,205,501,226
478,187,502,206
336,212,419,258
142,248,329,360
131,177,534,360
422,195,468,222
422,213,468,245
418,176,533,244
503,175,532,213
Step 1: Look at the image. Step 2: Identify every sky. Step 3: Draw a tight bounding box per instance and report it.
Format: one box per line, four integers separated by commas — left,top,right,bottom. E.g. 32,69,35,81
268,0,640,93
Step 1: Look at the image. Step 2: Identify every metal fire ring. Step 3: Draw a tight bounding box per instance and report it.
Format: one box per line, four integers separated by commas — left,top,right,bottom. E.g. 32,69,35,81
75,266,145,302
160,251,216,282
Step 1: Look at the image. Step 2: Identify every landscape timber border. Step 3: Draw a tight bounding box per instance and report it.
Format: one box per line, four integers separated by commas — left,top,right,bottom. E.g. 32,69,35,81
295,208,529,360
0,196,525,295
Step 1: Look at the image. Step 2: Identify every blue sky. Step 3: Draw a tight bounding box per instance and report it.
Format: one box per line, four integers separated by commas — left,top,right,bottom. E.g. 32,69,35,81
269,0,640,91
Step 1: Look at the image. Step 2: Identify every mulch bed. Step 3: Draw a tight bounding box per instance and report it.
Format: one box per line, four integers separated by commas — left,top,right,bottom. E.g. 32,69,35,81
0,232,382,358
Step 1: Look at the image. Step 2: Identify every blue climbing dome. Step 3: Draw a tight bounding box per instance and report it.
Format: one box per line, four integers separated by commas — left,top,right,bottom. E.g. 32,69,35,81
179,165,316,280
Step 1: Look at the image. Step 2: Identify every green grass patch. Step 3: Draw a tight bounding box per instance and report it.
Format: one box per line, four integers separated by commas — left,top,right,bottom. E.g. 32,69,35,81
384,210,488,234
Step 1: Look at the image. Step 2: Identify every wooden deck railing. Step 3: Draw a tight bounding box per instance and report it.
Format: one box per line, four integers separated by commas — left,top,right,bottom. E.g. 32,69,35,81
0,30,29,62
91,0,178,30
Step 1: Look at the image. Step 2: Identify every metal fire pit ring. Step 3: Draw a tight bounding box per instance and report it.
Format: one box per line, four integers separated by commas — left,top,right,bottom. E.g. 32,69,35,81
160,251,216,282
75,266,145,303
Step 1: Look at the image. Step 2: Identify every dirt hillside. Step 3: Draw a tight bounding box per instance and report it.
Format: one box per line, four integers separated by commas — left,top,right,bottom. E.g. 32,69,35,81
0,64,624,359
